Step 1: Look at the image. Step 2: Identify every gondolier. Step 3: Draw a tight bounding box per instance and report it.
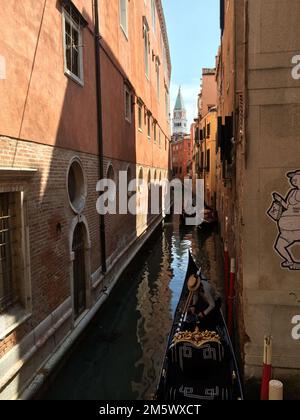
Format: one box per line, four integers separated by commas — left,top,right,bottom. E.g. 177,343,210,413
155,252,244,401
187,272,221,330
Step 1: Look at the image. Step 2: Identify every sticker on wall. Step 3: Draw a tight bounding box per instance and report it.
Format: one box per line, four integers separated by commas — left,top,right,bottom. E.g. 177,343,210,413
267,170,300,270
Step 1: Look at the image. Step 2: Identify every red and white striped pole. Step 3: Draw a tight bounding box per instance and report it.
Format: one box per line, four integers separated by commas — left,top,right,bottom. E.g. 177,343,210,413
260,336,273,400
224,242,229,305
227,258,235,336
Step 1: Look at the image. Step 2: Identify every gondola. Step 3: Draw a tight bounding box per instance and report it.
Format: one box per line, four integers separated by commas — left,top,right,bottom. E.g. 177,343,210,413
155,251,244,401
180,209,217,229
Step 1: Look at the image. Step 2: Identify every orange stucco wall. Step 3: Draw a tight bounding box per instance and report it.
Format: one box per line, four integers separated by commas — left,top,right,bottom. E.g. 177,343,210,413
0,0,171,170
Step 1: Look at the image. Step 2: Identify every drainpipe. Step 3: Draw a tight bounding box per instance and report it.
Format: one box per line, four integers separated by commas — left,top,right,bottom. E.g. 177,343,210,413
233,0,237,174
94,0,106,273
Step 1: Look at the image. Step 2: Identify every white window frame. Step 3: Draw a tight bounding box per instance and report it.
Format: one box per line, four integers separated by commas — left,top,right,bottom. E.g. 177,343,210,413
119,0,128,39
151,0,156,34
165,88,169,119
62,8,84,86
138,102,143,132
156,58,160,100
147,115,151,140
144,24,150,80
125,86,132,123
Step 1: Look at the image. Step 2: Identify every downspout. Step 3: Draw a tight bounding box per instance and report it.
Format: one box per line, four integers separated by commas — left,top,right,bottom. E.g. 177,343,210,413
244,0,249,168
233,0,237,178
94,0,107,273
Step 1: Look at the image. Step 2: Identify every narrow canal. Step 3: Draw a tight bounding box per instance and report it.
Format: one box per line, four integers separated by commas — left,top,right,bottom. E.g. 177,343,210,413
42,216,223,400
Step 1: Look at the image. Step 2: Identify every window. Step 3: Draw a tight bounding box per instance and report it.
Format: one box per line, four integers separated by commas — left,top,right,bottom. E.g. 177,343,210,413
0,190,31,335
154,123,157,143
143,19,150,79
206,149,211,172
151,0,156,33
147,115,151,139
207,123,211,138
62,5,84,85
156,59,160,99
165,89,169,119
125,86,132,123
120,0,128,38
0,193,14,313
138,102,143,131
67,157,87,214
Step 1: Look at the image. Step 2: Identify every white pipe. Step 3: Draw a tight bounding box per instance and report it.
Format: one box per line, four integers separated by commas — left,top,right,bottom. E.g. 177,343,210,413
269,380,283,401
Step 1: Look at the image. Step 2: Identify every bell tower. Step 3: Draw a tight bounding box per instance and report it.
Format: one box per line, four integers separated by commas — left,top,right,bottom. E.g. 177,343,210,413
172,86,188,139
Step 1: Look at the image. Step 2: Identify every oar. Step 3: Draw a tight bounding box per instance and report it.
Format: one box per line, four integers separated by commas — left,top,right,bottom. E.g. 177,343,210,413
176,291,193,332
183,291,194,322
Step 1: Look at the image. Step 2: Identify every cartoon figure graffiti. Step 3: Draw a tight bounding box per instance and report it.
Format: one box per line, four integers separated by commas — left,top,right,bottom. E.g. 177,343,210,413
267,170,300,270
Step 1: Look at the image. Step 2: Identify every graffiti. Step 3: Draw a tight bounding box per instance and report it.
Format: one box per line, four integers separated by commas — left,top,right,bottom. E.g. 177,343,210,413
267,170,300,270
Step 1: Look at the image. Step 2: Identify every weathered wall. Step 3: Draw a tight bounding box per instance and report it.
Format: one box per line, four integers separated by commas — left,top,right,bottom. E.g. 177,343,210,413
243,0,300,378
216,0,300,383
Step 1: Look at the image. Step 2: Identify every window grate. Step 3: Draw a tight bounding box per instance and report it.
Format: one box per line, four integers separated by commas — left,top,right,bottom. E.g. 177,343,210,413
0,193,13,311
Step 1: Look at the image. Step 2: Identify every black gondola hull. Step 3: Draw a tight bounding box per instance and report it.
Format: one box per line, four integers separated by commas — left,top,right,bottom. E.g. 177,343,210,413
156,252,244,401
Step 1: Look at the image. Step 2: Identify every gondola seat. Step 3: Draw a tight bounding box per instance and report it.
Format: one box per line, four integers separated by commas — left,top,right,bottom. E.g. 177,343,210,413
167,338,226,380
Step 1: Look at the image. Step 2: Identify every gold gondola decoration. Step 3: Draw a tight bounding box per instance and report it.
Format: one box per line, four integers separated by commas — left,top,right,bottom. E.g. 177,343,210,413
172,327,221,348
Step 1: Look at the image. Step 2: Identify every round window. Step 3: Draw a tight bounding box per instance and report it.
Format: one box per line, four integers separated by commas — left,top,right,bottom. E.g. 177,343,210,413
67,158,87,214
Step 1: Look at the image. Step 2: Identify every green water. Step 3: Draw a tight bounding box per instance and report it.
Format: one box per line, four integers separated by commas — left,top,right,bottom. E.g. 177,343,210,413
42,217,220,400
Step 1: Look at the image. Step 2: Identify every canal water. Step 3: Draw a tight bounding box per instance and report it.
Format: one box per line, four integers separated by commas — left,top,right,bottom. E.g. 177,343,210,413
42,216,223,401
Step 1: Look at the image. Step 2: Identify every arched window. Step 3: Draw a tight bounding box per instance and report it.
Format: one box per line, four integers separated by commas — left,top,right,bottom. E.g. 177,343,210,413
137,167,143,195
106,164,116,208
107,164,115,181
156,58,160,99
127,166,133,198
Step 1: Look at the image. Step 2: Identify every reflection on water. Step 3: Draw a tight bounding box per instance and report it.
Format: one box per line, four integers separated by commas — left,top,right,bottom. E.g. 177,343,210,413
42,216,221,400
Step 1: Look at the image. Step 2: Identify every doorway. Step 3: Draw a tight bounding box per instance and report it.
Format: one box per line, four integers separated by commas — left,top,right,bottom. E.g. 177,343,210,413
72,223,86,319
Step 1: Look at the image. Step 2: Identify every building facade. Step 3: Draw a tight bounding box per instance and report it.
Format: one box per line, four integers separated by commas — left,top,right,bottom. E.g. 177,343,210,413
171,135,193,181
0,0,171,399
197,107,218,209
216,0,300,393
192,69,218,207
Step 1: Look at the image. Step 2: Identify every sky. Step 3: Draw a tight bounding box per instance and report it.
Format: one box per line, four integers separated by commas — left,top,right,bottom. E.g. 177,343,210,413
162,0,220,129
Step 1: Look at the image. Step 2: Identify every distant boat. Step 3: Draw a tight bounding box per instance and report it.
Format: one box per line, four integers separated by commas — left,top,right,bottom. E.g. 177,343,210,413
180,208,217,229
155,251,244,401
